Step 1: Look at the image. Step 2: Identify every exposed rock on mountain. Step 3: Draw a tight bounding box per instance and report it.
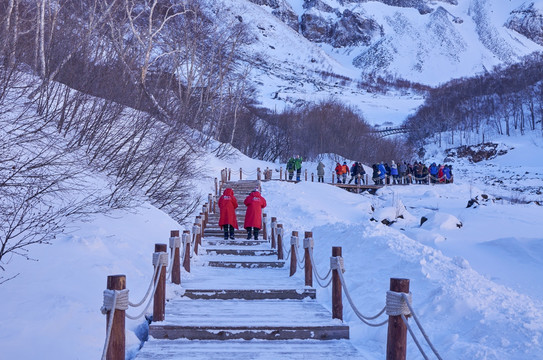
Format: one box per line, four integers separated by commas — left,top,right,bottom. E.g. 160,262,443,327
301,8,383,47
506,2,543,46
248,0,299,31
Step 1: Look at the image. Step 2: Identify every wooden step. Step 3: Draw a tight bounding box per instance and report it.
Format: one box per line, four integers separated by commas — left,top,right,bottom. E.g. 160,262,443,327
205,239,269,246
135,339,363,359
180,288,316,300
149,324,349,340
149,299,349,341
207,260,285,268
205,248,276,256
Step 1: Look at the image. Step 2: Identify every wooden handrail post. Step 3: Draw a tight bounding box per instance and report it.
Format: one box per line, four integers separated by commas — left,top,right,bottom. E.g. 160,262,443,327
257,167,261,180
277,224,284,260
311,173,314,182
214,177,218,196
240,167,243,180
228,168,231,181
105,274,125,360
304,232,313,287
271,217,277,249
194,218,201,255
262,213,268,241
202,206,208,226
305,169,308,181
280,167,283,180
290,231,298,277
170,230,181,285
183,231,191,273
386,278,410,360
332,173,336,184
208,194,213,213
332,246,342,321
153,244,167,322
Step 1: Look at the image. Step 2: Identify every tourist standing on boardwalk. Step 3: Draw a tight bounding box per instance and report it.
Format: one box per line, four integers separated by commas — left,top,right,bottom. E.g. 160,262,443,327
218,188,238,240
294,155,303,181
317,161,325,183
244,188,267,240
287,156,295,180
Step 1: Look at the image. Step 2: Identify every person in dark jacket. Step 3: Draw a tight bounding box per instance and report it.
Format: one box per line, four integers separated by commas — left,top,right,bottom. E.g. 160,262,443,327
244,188,267,240
218,188,238,240
317,161,325,183
348,162,359,184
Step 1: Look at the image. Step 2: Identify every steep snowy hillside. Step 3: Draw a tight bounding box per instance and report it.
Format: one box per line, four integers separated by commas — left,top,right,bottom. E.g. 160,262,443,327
208,0,543,124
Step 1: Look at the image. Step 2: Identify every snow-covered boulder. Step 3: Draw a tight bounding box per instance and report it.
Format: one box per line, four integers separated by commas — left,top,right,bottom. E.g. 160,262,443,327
420,212,463,230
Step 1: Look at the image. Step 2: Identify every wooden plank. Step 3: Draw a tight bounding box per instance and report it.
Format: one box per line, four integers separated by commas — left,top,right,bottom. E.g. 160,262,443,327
135,339,364,359
207,260,285,268
156,299,339,327
181,288,316,300
149,324,349,340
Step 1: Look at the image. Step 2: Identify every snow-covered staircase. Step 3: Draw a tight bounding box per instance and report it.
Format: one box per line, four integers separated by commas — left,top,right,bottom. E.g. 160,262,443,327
135,180,363,359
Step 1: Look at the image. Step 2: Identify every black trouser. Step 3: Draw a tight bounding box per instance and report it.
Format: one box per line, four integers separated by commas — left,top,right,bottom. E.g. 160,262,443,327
318,175,324,183
288,171,294,180
223,224,235,239
246,227,259,240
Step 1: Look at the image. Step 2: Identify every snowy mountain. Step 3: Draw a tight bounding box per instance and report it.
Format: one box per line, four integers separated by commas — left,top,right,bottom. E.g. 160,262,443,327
206,0,543,124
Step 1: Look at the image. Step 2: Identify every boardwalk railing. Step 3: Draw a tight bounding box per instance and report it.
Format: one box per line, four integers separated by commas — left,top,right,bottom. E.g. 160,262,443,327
100,197,216,360
216,167,453,196
271,221,443,360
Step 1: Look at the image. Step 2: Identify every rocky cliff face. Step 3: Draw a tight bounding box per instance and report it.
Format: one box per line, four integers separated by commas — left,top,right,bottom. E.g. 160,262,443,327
301,8,383,47
506,3,543,46
248,0,299,31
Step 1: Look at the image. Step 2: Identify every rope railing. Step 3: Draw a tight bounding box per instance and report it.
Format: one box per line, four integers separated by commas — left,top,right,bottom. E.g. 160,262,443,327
308,246,331,283
101,226,197,360
400,292,443,360
287,232,443,360
291,236,306,270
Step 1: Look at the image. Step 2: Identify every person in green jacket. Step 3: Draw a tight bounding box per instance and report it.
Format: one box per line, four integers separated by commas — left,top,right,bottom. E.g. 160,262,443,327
286,157,295,180
294,155,303,181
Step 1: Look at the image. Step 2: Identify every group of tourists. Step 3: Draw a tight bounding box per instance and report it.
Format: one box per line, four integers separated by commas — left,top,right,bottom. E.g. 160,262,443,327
286,156,454,186
333,161,367,184
218,187,267,240
371,161,453,185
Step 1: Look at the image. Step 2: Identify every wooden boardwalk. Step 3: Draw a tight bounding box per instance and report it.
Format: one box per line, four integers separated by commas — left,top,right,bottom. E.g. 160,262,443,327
135,180,364,359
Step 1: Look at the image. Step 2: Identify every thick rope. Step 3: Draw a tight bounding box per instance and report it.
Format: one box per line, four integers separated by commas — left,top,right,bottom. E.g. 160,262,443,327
308,247,332,282
402,313,429,360
385,291,412,316
307,248,333,288
335,265,388,327
293,244,305,269
128,252,167,308
402,293,444,360
128,263,160,308
125,265,162,320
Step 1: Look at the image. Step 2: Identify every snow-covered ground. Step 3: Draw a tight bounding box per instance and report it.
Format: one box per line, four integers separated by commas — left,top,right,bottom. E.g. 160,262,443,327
1,132,542,359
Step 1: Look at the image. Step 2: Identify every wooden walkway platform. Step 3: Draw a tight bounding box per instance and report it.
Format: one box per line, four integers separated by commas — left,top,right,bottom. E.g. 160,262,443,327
135,180,365,359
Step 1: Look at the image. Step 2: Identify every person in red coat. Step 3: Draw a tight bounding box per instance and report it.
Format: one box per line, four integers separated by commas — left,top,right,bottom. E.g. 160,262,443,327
243,188,267,240
218,188,238,240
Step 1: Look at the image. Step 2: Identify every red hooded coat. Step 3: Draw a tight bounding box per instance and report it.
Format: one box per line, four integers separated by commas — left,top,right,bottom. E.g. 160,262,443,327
243,190,267,229
218,188,239,229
